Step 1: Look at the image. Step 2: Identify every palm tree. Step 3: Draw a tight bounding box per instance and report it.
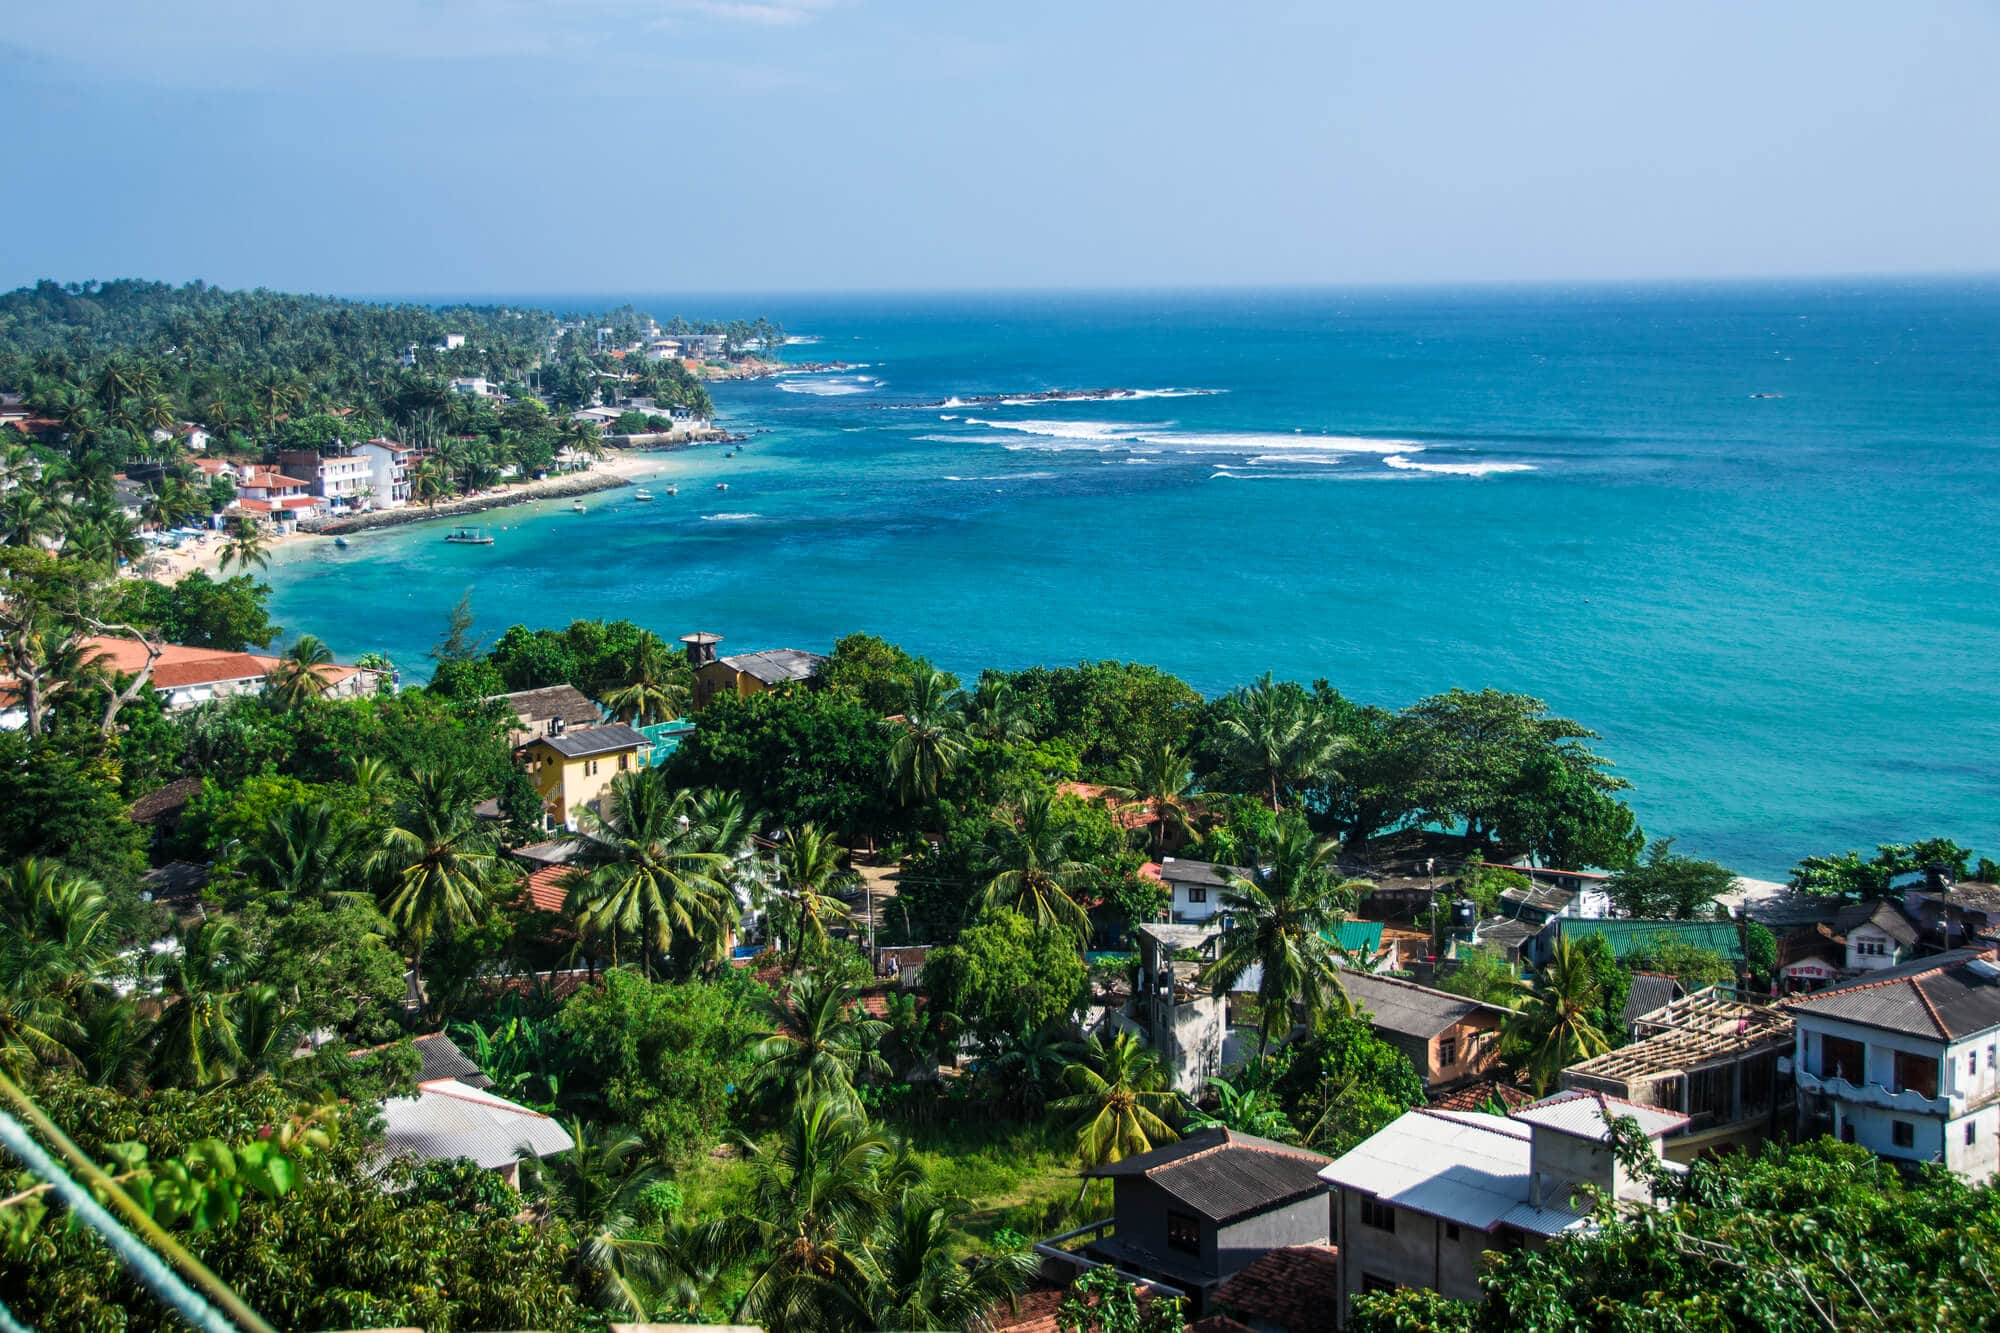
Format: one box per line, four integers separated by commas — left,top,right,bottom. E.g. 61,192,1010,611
1212,674,1346,810
231,983,304,1081
990,1024,1080,1116
772,823,853,970
373,769,495,1000
217,515,270,573
148,920,252,1087
1506,935,1612,1093
527,1122,673,1318
726,1098,895,1333
566,773,733,977
1106,742,1202,855
847,1188,1035,1333
0,860,114,1075
963,678,1034,744
265,634,336,710
347,754,397,808
603,633,686,725
408,456,451,508
249,367,304,435
886,670,970,806
1207,817,1359,1058
242,800,366,904
752,973,890,1112
978,788,1092,940
1054,1032,1179,1172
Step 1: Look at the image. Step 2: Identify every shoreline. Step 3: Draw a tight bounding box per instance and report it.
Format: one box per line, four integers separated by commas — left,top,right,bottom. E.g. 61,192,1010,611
143,440,725,583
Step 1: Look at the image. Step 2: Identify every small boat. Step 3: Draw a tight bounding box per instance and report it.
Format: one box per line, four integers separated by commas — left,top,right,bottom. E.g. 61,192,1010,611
571,500,587,513
443,527,495,545
716,482,729,491
634,489,655,502
333,536,349,549
665,485,678,496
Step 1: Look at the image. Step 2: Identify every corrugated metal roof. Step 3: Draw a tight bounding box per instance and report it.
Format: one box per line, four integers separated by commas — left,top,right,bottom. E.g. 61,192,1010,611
1340,972,1493,1040
718,649,824,685
1510,1089,1688,1141
377,1082,572,1171
1782,948,2000,1039
1158,858,1250,889
1319,1109,1577,1234
1559,919,1744,961
1084,1128,1331,1224
1328,921,1386,955
530,722,649,758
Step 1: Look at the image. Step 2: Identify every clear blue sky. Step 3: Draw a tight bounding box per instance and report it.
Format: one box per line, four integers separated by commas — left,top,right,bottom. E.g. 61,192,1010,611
5,1,1996,294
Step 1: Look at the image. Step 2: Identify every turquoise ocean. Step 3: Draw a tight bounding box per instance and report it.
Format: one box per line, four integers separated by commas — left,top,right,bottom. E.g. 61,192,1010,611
267,283,2000,877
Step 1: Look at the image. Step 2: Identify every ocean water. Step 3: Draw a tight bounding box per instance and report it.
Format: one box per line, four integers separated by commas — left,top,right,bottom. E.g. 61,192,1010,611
267,283,2000,877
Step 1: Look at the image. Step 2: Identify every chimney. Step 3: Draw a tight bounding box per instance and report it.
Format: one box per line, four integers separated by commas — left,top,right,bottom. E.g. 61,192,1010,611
679,632,722,668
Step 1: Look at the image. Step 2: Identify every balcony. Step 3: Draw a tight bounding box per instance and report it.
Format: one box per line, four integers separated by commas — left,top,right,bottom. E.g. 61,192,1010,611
1794,1066,1954,1115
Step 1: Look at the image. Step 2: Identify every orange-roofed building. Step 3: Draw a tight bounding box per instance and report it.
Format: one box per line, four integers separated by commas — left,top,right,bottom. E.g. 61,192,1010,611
2,636,383,728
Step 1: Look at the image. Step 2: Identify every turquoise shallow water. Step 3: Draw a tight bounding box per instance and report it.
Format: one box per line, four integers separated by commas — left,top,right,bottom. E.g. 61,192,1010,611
268,282,2000,877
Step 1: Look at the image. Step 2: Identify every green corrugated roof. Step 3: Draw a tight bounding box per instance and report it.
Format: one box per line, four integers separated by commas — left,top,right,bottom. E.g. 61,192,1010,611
1558,918,1743,961
1325,921,1386,954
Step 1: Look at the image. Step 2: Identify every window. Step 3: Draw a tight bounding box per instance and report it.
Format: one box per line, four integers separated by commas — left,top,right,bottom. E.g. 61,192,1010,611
1361,1275,1397,1296
1840,1122,1856,1144
1445,1222,1461,1242
1187,886,1207,904
1968,1121,1979,1146
1818,1034,1865,1083
618,753,629,771
1166,1211,1200,1255
1438,1036,1459,1068
1892,1120,1915,1149
1359,1197,1396,1233
1893,1050,1939,1100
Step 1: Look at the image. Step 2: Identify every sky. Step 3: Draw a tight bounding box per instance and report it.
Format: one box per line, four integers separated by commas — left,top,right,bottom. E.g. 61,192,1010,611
4,1,1998,294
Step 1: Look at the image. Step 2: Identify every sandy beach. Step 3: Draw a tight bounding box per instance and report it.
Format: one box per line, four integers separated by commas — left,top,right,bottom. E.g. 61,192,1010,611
138,449,678,586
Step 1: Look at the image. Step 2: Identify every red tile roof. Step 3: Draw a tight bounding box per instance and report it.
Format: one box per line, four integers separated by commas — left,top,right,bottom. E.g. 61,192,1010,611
1429,1077,1535,1113
518,864,571,914
1213,1245,1341,1332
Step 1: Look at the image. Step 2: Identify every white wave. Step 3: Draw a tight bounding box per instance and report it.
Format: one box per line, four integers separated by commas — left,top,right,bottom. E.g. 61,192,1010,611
784,335,820,345
1383,454,1535,476
1001,441,1123,453
942,471,1057,481
1138,431,1419,454
915,432,1045,444
994,387,1223,405
777,376,878,396
963,417,1152,441
1248,453,1348,466
939,414,959,421
941,396,968,408
701,512,763,521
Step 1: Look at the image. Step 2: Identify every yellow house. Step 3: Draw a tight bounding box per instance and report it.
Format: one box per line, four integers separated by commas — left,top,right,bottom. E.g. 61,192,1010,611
680,632,825,711
516,722,651,830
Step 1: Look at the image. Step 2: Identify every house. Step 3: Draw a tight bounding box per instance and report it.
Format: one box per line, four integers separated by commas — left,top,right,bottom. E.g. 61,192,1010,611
1492,867,1612,925
1561,986,1794,1159
1058,781,1189,855
1470,915,1551,967
1833,899,1920,972
1209,1244,1342,1333
354,438,414,509
1337,972,1507,1092
449,376,499,397
1556,918,1745,968
232,467,324,529
680,632,825,710
1133,922,1230,1096
1055,1128,1334,1312
516,722,650,830
3,637,380,727
1782,947,2000,1180
370,1036,573,1188
278,449,376,514
1902,871,2000,951
1159,858,1250,925
1320,1093,1687,1326
1618,972,1681,1034
149,422,212,452
443,333,467,350
485,683,604,749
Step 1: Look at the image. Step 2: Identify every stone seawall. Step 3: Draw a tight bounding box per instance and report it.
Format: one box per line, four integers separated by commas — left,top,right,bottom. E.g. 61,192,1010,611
318,471,628,535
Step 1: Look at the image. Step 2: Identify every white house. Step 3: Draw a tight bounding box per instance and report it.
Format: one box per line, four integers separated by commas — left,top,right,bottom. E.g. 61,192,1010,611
278,450,375,514
442,332,467,350
1783,947,2000,1180
1320,1093,1686,1326
449,376,498,398
355,438,413,509
1157,857,1248,925
1834,900,1920,973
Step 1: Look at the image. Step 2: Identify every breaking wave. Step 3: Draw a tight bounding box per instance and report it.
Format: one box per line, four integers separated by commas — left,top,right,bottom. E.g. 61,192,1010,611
1383,455,1535,476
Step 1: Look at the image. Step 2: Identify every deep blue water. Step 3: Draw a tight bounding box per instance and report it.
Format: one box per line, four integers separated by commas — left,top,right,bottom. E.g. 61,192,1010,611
268,282,2000,877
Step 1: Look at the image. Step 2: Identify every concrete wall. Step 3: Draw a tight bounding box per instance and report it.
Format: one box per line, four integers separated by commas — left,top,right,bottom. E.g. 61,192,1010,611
1163,994,1228,1096
1427,1012,1504,1087
1336,1190,1494,1328
1214,1191,1331,1279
